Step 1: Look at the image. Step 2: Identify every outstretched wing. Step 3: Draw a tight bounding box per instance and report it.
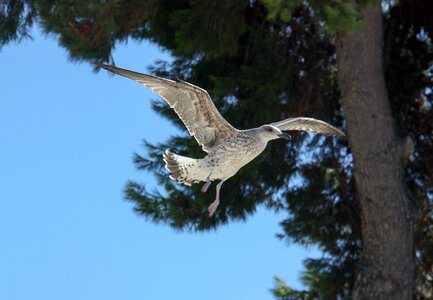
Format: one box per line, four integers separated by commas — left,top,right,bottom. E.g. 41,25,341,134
96,63,238,152
271,117,345,136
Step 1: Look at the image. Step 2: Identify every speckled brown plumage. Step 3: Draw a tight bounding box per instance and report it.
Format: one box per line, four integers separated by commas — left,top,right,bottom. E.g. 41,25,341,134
96,63,345,216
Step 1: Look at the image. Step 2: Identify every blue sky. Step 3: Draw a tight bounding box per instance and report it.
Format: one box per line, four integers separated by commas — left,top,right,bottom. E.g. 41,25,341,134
0,28,319,300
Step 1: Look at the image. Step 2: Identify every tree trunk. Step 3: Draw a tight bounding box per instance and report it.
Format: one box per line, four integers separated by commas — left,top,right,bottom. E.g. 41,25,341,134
336,1,415,299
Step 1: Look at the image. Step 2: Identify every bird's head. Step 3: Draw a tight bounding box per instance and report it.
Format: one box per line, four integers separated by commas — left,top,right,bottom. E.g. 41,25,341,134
259,125,292,141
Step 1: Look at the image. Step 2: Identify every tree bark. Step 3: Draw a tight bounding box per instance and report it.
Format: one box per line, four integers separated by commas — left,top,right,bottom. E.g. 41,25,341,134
336,1,415,299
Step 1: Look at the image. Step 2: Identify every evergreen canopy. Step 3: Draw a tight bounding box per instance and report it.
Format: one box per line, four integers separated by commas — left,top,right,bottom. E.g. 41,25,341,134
2,0,432,298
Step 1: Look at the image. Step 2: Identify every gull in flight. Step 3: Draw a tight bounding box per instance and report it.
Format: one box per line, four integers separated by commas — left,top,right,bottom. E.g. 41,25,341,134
95,63,345,216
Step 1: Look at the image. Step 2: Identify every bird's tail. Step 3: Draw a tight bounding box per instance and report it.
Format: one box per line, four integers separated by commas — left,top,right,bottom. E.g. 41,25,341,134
163,150,200,186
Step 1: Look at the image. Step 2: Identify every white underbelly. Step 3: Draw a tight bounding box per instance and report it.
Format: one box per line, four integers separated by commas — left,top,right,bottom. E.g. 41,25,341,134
199,148,265,181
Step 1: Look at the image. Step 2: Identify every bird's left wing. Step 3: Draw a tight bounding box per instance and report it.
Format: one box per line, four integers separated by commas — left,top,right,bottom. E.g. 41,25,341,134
270,117,345,136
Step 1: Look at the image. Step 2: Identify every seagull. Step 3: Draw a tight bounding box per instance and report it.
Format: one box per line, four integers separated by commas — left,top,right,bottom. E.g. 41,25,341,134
95,63,345,216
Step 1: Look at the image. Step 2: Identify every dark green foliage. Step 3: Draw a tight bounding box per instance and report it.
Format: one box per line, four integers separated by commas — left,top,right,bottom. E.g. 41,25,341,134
169,0,248,58
262,0,365,34
2,0,432,298
0,0,35,46
35,0,153,62
271,276,314,300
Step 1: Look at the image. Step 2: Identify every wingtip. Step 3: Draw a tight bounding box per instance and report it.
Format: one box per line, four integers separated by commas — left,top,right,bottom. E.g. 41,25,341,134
334,129,346,137
92,61,104,68
327,123,345,137
338,129,346,137
92,61,112,71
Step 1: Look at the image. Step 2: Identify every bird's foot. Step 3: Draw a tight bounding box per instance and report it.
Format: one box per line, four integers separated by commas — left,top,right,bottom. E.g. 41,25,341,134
207,200,219,217
201,181,211,193
201,173,212,193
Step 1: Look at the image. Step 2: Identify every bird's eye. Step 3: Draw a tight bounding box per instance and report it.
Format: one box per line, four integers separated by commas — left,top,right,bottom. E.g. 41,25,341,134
266,127,273,132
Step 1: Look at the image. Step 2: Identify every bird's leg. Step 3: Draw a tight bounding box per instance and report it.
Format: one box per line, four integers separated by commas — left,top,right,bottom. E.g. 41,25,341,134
201,173,212,193
208,180,225,217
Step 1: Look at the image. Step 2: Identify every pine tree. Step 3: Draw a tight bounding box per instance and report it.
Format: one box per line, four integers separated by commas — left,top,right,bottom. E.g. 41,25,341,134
2,0,432,298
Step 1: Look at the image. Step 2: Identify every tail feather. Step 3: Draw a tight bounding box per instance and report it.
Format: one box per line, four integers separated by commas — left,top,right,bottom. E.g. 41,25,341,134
163,150,200,186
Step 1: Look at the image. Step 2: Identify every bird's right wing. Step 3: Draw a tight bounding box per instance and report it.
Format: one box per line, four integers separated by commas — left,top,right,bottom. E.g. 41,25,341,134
270,117,345,136
95,63,238,152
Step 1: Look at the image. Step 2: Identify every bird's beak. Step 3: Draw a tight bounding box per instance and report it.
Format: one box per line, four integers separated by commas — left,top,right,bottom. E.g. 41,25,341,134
278,132,292,141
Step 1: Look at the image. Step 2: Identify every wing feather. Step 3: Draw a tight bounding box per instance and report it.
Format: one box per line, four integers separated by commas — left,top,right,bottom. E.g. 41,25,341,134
271,117,345,136
95,63,238,152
